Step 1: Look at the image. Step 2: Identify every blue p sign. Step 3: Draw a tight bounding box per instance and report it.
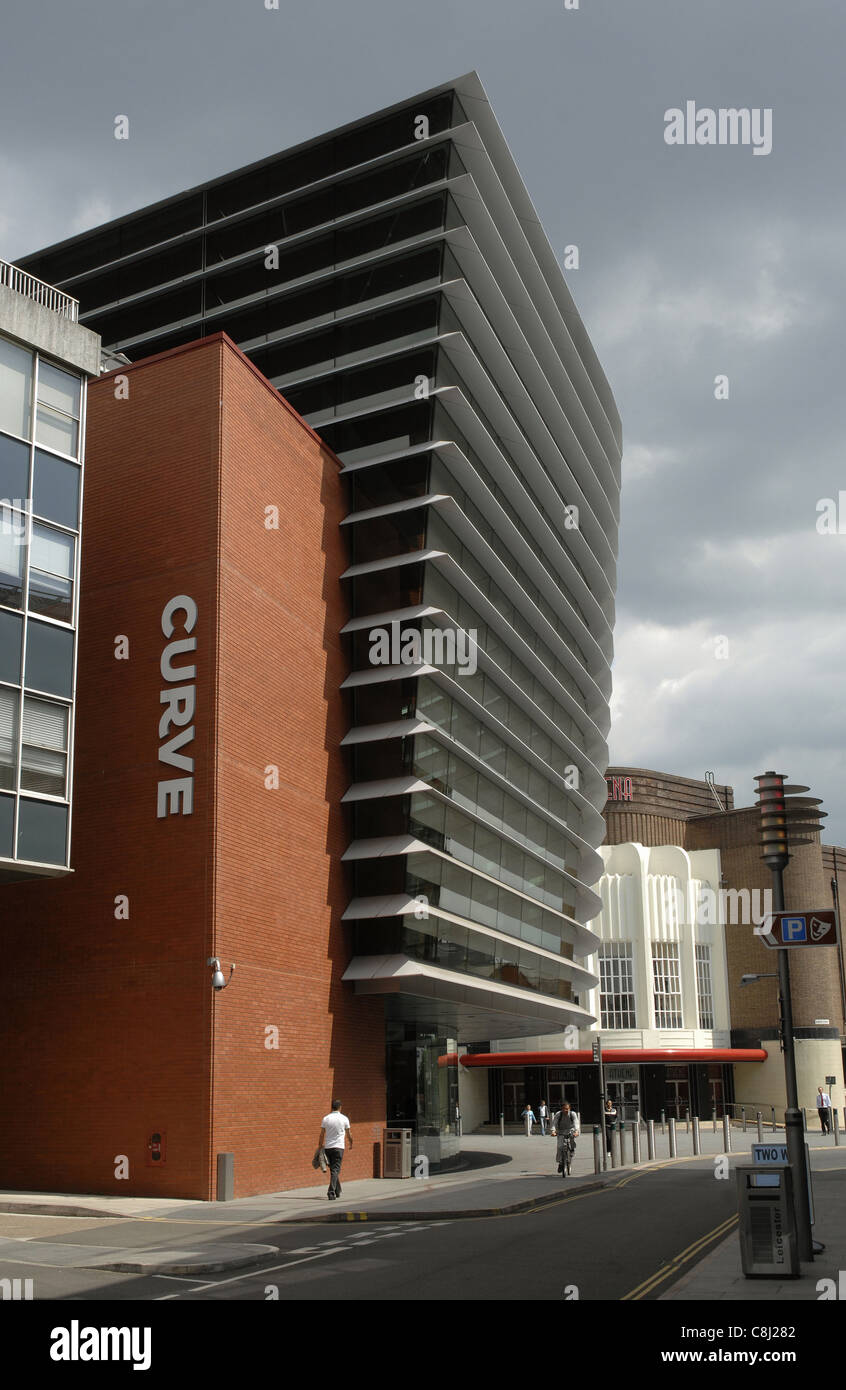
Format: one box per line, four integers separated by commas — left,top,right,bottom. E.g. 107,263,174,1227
782,916,807,942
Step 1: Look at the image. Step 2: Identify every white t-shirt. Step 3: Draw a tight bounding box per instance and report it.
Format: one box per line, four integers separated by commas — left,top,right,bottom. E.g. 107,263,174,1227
322,1112,351,1149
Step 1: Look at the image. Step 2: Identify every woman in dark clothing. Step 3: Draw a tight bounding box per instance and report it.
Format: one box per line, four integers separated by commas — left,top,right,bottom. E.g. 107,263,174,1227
603,1098,617,1154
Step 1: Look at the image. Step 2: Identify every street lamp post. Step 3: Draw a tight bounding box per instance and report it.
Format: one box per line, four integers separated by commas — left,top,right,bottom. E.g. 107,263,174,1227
755,771,821,1264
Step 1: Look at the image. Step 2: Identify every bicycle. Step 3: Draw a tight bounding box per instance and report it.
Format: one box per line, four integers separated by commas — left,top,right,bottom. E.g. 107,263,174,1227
557,1132,576,1177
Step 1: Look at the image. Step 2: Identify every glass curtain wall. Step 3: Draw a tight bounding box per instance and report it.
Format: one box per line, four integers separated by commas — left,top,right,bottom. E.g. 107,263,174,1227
0,334,82,868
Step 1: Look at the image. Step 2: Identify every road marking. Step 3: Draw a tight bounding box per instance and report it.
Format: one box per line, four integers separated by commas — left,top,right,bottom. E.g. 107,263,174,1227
152,1275,209,1283
621,1214,739,1301
153,1222,453,1299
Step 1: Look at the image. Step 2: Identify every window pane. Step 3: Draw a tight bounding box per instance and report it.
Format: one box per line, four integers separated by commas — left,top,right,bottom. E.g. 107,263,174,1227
17,797,67,865
25,620,74,697
0,433,30,502
35,405,78,457
20,743,67,795
32,451,80,527
0,685,19,790
0,511,25,608
29,570,73,623
0,609,22,682
31,523,74,578
37,361,80,418
0,793,13,857
0,337,32,439
29,523,74,622
22,695,68,749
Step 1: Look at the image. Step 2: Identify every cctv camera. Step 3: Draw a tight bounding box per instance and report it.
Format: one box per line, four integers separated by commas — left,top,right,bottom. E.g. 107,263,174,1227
208,957,235,991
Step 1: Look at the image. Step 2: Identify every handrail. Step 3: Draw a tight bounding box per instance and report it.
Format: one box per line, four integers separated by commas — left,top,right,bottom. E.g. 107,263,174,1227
0,258,79,322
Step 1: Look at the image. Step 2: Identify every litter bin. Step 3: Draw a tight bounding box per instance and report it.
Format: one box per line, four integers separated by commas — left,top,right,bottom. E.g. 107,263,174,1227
383,1127,413,1178
736,1163,799,1278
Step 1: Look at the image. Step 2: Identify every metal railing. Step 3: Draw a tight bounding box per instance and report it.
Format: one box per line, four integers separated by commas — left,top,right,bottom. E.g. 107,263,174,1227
0,259,79,322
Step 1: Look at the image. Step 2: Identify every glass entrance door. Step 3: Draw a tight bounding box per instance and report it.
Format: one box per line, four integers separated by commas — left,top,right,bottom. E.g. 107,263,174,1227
548,1081,580,1114
606,1064,640,1121
503,1074,526,1123
664,1066,690,1119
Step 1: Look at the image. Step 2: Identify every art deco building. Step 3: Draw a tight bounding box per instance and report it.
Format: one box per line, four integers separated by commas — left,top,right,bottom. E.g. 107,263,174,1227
18,74,621,1166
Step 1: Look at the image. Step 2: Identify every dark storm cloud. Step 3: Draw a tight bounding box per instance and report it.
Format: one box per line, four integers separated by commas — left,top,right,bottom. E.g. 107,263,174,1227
2,0,843,833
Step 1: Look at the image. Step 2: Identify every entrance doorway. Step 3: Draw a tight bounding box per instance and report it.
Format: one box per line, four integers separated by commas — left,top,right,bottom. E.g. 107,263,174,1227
606,1065,640,1121
503,1072,527,1123
664,1065,690,1120
547,1068,579,1118
548,1081,579,1112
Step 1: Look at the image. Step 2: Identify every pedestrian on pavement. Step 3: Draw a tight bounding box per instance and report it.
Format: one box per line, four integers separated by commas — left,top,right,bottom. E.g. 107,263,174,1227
521,1104,537,1137
816,1086,833,1135
538,1101,549,1136
319,1099,352,1200
553,1101,579,1175
603,1098,617,1155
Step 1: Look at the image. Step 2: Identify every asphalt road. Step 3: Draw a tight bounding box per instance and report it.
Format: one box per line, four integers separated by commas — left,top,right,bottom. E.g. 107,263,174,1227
0,1156,744,1301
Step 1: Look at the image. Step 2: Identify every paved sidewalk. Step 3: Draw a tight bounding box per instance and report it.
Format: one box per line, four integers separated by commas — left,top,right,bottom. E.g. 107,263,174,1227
663,1145,846,1301
1,1126,842,1279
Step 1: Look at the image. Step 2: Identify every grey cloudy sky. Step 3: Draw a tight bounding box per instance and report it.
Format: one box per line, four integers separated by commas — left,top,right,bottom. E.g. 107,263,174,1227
2,0,844,838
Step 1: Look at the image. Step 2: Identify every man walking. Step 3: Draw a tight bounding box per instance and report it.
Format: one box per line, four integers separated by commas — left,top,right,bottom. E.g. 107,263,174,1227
816,1085,833,1135
319,1099,352,1200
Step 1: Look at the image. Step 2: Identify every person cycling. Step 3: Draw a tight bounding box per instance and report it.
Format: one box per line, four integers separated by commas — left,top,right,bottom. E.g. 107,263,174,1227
553,1101,579,1176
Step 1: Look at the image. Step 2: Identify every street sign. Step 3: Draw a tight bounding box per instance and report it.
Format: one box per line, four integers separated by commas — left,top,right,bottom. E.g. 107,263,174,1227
759,909,838,949
752,1142,815,1224
592,1037,602,1063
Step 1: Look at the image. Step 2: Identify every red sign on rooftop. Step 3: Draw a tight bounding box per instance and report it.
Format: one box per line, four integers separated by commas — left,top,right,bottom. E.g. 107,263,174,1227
606,776,633,802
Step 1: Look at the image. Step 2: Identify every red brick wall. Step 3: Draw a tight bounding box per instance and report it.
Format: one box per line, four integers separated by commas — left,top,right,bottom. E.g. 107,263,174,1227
0,334,386,1199
0,340,221,1197
210,342,385,1196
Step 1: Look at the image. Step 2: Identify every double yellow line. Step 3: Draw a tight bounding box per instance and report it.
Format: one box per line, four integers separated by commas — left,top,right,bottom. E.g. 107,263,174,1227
621,1212,739,1300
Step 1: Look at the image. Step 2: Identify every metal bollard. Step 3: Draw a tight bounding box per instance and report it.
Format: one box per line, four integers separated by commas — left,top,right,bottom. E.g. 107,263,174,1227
632,1120,641,1164
756,1111,763,1143
802,1107,807,1132
771,1106,776,1132
500,1112,505,1138
610,1123,621,1169
712,1108,717,1133
834,1110,841,1147
692,1116,701,1155
593,1126,603,1174
722,1113,732,1151
741,1106,747,1132
668,1117,677,1157
647,1119,656,1160
685,1109,690,1135
660,1108,666,1135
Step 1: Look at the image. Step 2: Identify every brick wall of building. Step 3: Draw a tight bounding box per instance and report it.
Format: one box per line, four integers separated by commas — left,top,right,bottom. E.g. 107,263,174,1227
210,341,385,1196
0,334,386,1199
603,765,733,848
0,340,222,1197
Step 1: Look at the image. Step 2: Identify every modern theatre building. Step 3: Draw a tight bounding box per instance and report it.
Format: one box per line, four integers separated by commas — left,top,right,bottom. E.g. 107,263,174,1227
3,73,622,1195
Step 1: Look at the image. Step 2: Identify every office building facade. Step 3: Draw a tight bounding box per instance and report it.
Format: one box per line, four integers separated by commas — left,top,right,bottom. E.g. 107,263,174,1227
15,74,621,1173
0,261,100,882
